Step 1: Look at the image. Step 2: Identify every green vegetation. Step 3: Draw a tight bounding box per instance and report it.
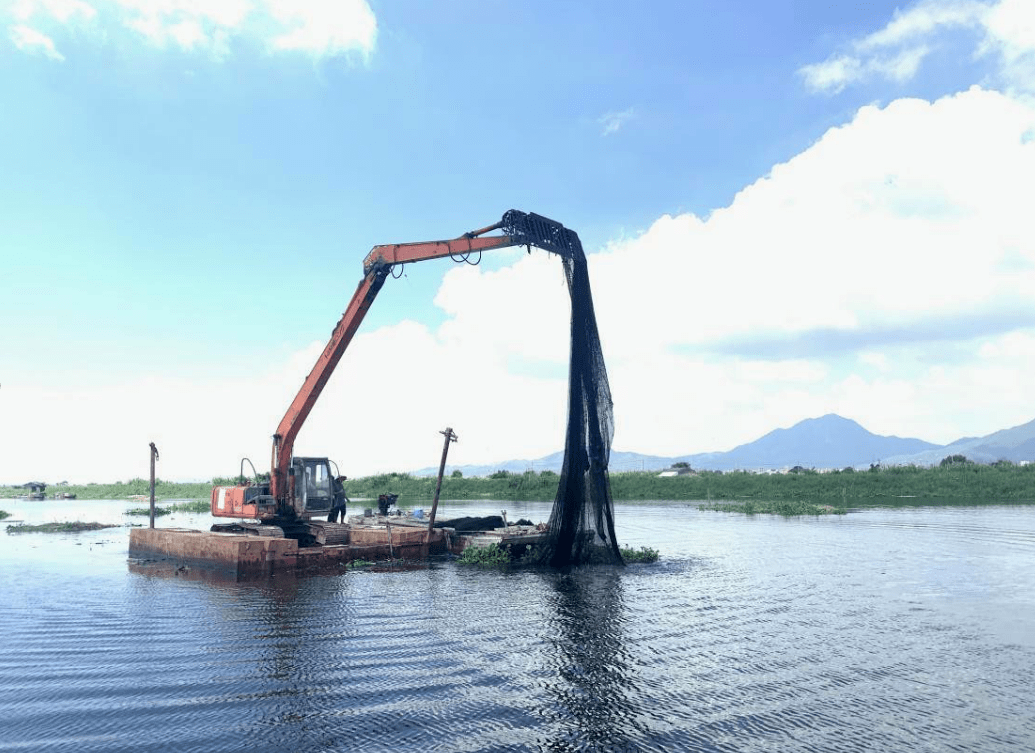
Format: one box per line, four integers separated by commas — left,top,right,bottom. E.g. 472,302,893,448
347,461,1035,505
458,542,660,567
6,521,118,533
167,500,212,513
0,510,9,521
1,478,215,501
125,500,210,517
620,546,660,563
3,458,1032,510
457,543,513,567
701,500,845,516
347,469,562,502
126,507,171,517
612,462,1035,503
211,473,269,486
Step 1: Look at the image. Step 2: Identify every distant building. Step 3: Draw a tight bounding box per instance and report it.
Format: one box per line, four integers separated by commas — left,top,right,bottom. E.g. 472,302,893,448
22,481,46,500
658,465,697,478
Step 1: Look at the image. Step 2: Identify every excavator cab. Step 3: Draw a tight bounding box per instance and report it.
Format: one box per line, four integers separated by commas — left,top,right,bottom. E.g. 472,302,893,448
211,456,336,522
291,457,334,516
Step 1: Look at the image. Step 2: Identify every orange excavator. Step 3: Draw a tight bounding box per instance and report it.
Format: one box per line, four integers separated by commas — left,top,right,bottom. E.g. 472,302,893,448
210,210,582,541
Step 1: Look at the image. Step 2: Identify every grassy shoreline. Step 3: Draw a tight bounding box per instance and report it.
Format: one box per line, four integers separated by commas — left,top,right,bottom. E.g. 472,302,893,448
345,463,1035,506
3,462,1032,510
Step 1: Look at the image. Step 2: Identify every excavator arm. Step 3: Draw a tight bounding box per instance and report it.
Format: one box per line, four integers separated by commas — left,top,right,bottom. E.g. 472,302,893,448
269,209,582,504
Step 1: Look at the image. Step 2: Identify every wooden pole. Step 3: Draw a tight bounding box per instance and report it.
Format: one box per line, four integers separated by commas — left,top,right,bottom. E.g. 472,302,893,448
148,442,159,529
427,427,457,533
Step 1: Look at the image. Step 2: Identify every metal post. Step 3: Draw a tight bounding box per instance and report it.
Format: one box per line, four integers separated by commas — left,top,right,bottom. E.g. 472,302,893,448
148,442,160,529
427,427,457,533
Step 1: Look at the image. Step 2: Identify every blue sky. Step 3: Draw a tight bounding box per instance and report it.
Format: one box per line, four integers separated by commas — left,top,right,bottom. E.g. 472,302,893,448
2,0,1034,483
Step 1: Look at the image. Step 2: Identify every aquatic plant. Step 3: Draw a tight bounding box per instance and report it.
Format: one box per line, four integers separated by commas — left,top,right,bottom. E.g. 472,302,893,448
125,507,171,517
124,501,209,516
6,521,118,533
620,545,660,563
0,510,9,521
519,545,540,565
701,500,846,516
457,543,513,567
167,500,211,513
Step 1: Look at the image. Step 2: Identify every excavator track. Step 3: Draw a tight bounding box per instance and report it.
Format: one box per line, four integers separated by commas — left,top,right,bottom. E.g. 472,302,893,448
210,519,317,547
306,522,351,546
210,522,285,538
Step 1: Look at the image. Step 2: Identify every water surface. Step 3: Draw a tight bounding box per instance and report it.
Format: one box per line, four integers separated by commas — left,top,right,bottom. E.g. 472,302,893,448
2,498,1033,751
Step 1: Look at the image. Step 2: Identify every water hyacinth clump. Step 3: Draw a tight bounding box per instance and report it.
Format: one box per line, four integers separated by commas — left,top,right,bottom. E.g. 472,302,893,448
701,500,847,516
456,543,514,567
458,542,660,567
6,521,118,533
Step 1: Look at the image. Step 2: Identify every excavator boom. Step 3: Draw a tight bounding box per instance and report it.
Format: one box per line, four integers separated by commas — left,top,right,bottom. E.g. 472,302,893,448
264,209,581,508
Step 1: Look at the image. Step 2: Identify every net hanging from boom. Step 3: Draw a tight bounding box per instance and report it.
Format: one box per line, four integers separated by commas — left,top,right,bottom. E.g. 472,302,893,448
498,212,622,567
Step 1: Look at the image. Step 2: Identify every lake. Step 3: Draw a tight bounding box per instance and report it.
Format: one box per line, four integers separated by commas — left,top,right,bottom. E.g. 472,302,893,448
1,498,1034,752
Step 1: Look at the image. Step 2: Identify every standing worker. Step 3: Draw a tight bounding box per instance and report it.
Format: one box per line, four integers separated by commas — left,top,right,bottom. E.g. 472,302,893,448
328,475,350,523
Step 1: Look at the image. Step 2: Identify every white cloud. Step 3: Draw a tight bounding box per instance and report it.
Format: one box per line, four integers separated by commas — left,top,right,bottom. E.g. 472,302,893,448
875,44,931,81
265,0,376,58
800,0,1035,94
585,91,1034,360
3,0,376,60
984,0,1035,89
167,18,205,50
9,23,64,59
10,0,96,24
801,46,931,94
856,0,987,50
858,352,890,371
598,107,636,136
799,55,864,93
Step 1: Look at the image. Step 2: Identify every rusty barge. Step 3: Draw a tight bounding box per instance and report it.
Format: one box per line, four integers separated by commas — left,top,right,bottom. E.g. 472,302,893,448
129,514,547,579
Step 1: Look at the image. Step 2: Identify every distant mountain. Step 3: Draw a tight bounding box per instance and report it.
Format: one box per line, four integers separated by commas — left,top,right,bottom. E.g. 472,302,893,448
883,416,1035,466
413,450,680,478
413,413,962,476
681,414,941,471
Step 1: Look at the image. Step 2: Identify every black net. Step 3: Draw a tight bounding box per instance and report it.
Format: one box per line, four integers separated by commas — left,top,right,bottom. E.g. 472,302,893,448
496,210,622,566
539,246,623,566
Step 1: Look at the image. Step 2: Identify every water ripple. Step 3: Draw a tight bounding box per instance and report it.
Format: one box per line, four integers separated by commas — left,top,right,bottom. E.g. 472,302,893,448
2,502,1035,751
